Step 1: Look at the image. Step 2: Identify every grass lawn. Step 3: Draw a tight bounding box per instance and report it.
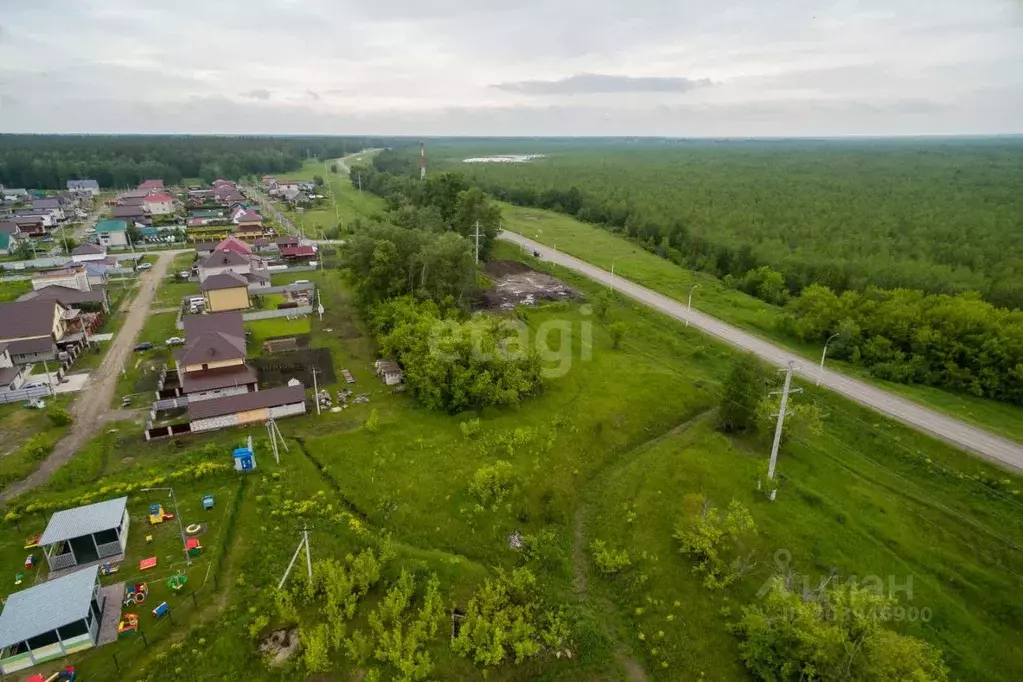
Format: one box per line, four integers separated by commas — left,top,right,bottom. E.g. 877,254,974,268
0,279,31,302
279,159,390,239
0,245,1020,681
0,395,74,489
499,202,1023,443
154,279,199,309
246,315,311,348
113,312,180,403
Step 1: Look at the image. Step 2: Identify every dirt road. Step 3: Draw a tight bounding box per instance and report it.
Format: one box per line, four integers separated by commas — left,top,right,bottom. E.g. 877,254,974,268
499,231,1023,472
0,250,183,502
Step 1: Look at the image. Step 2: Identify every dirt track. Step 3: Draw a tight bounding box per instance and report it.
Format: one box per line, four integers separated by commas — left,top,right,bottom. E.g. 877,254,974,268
0,250,183,502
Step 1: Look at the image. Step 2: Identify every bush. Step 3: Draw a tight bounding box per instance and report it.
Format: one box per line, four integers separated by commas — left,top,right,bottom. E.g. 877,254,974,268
46,406,72,427
459,417,482,440
590,539,631,575
674,494,756,589
469,461,516,506
717,354,769,434
365,408,380,434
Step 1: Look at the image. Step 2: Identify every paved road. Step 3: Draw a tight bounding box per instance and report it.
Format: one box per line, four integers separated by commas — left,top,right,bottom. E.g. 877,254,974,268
0,250,184,502
499,231,1023,472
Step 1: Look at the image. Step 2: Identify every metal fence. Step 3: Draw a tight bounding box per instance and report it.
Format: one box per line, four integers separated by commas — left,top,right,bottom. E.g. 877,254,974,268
242,306,313,321
0,385,50,405
249,282,316,296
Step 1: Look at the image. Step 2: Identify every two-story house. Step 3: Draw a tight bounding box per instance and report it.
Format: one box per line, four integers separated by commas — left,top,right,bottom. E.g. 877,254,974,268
142,193,175,216
95,219,129,247
67,179,100,197
175,312,257,402
31,198,65,223
31,265,92,293
196,236,269,286
0,299,72,364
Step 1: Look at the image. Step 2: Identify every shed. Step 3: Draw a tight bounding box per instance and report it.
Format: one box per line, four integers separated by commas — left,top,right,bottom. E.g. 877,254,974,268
0,565,105,674
39,496,130,572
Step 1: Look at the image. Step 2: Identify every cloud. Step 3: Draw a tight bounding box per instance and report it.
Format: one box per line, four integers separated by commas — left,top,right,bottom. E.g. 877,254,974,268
493,73,714,95
306,89,321,101
241,88,272,100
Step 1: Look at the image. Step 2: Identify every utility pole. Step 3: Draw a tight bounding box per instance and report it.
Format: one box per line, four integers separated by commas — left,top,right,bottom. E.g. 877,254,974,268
551,243,557,270
303,526,312,579
766,362,801,501
357,172,362,195
686,284,701,328
817,332,841,387
311,367,320,415
473,220,481,264
610,257,619,293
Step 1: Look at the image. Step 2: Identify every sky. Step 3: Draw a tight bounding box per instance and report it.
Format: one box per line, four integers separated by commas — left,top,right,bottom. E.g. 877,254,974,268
0,0,1021,136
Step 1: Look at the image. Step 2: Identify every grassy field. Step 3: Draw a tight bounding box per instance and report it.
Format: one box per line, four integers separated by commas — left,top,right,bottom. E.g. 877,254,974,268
1,219,1020,678
0,396,75,488
500,202,1023,444
0,279,31,302
277,158,389,238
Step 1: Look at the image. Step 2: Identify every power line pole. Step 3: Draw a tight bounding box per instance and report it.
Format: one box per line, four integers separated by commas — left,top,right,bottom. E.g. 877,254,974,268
473,220,481,264
303,526,312,579
311,367,320,415
766,361,801,501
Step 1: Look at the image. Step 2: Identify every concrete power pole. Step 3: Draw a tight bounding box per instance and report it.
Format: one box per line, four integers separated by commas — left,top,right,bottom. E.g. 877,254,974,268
766,361,801,501
311,367,320,415
474,220,481,264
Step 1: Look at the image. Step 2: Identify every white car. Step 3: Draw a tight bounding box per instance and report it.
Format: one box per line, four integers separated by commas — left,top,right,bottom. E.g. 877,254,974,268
165,337,186,346
136,262,153,271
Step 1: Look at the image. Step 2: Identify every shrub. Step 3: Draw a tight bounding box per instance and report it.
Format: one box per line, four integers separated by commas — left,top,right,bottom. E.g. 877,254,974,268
365,408,380,433
674,494,756,589
469,461,515,506
459,417,482,440
590,539,631,575
46,406,72,427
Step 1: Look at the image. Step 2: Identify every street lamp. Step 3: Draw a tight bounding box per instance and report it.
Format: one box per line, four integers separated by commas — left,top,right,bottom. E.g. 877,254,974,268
141,486,191,565
817,332,841,386
610,257,620,293
686,284,701,327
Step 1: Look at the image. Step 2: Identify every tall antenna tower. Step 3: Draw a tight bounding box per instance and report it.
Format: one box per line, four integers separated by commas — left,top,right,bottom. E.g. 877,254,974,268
419,141,427,181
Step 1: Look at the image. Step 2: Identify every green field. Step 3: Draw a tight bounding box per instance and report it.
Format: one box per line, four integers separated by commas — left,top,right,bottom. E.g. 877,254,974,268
0,243,1019,680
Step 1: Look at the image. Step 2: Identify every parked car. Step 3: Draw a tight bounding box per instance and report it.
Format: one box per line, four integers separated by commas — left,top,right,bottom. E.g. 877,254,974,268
165,337,185,346
177,271,191,280
136,262,153,271
133,342,154,352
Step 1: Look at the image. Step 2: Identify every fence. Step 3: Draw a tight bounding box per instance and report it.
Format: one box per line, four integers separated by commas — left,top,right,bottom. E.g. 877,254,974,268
242,306,313,321
249,282,316,296
0,385,50,405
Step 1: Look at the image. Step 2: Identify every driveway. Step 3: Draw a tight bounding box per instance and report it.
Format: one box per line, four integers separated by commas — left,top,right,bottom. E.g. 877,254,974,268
0,249,185,502
499,231,1023,472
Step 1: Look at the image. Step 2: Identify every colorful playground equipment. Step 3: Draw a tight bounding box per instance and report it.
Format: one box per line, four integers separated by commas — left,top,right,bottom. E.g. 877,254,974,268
202,494,215,510
185,523,203,536
186,537,203,558
24,553,35,569
148,503,176,525
167,574,189,592
100,561,119,576
152,601,169,618
123,582,148,606
139,556,158,571
23,534,41,549
117,613,139,637
14,573,23,585
27,666,76,682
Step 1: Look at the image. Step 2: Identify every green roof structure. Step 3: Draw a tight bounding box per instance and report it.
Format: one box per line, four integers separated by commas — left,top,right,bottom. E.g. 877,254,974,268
95,219,127,234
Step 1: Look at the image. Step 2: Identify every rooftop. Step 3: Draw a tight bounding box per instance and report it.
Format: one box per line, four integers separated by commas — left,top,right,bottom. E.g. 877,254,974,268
72,242,105,256
95,219,127,234
0,565,99,650
200,271,249,292
19,285,107,307
181,364,258,393
200,250,249,269
40,496,128,546
188,384,306,420
0,299,64,341
145,193,173,203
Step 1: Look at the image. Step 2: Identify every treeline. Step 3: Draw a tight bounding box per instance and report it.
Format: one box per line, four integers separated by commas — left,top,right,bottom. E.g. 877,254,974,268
0,135,396,189
341,164,543,412
784,285,1023,403
405,141,1023,309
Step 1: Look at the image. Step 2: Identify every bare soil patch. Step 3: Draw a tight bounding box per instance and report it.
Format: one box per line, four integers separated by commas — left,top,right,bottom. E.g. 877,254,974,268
480,260,579,311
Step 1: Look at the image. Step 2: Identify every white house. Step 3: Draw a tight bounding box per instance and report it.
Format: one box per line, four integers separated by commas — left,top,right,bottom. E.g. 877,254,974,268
66,180,100,197
95,219,128,247
31,199,65,223
70,242,107,263
31,265,92,293
142,193,175,215
0,344,27,393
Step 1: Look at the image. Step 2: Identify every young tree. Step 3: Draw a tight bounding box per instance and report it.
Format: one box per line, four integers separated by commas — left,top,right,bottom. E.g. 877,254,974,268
717,354,769,433
608,321,627,349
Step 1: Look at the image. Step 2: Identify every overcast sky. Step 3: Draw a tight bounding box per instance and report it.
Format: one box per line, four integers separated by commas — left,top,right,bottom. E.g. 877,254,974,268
1,0,1021,136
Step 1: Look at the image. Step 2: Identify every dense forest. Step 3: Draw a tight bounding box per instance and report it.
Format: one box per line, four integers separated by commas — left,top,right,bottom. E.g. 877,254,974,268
402,139,1023,309
364,141,1023,404
0,135,398,189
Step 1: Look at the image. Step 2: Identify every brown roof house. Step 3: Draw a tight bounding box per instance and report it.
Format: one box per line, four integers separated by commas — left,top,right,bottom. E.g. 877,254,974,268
0,299,82,364
200,271,250,312
187,384,306,434
196,242,269,287
173,312,257,403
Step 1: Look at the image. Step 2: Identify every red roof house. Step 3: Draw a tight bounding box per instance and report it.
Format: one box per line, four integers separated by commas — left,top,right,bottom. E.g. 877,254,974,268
138,179,165,191
214,235,253,256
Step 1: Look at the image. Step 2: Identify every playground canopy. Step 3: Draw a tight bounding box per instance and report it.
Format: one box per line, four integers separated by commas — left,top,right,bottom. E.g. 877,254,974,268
0,566,104,674
39,496,130,572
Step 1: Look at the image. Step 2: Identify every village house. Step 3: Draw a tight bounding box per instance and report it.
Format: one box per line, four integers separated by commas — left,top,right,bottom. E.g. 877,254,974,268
0,344,28,393
280,244,317,263
175,312,258,403
18,286,109,314
66,179,100,197
0,232,16,255
0,299,78,364
1,187,29,202
201,271,251,312
11,215,45,237
196,236,269,285
71,242,107,263
16,209,57,229
187,384,306,433
31,264,92,293
109,205,148,223
31,198,65,222
138,179,164,191
142,193,175,215
95,219,129,247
